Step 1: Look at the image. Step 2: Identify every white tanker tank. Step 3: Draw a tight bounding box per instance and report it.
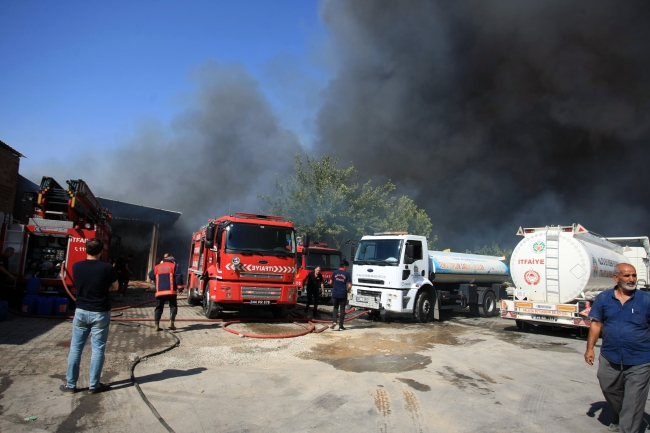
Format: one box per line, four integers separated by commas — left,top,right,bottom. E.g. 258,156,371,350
510,224,629,304
429,251,509,284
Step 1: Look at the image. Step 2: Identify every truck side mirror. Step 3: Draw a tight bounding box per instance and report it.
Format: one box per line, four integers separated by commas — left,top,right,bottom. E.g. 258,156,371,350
206,224,215,249
404,244,415,264
303,234,310,255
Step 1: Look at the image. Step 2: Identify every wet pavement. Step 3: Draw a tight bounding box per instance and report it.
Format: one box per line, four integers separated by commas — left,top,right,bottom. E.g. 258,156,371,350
0,284,644,432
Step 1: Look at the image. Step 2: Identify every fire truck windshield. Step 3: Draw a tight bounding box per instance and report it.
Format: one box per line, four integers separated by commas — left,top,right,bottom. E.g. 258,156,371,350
354,239,402,266
305,252,342,270
225,223,296,255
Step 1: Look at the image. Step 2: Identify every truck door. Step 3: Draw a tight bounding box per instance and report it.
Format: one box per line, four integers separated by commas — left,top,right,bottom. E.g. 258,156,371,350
403,239,425,284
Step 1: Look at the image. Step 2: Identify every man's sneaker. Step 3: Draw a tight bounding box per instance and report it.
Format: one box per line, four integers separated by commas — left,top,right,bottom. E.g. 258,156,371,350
338,326,347,331
608,423,619,432
88,383,111,394
59,384,76,394
329,323,337,329
154,324,160,332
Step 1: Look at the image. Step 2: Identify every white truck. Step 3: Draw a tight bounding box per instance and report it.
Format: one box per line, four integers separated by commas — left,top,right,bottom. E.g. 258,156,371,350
349,232,509,322
501,224,650,332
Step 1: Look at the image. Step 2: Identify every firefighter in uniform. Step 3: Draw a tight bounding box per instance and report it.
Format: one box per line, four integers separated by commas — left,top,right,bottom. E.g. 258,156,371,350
149,255,184,332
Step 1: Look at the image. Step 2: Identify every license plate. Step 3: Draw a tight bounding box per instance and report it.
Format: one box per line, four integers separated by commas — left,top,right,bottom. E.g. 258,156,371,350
532,315,558,322
355,297,368,303
250,300,271,305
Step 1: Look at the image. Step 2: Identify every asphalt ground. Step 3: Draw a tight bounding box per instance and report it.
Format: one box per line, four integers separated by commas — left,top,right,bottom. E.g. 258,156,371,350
0,283,647,433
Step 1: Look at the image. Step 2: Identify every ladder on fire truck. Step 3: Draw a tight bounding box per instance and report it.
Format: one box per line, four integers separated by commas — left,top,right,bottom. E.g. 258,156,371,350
545,226,561,303
38,177,109,225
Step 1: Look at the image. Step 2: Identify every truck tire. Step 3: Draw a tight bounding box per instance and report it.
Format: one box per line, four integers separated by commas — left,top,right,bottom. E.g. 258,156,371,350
203,290,220,319
186,287,199,306
516,319,528,331
271,306,289,319
479,291,496,318
414,291,434,323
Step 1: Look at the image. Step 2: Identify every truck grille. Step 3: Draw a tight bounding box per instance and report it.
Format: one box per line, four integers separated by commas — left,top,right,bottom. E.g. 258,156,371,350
358,278,384,285
240,273,283,280
241,286,282,300
352,289,382,309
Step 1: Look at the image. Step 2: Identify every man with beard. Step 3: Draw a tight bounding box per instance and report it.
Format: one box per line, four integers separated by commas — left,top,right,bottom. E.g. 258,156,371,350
585,263,650,433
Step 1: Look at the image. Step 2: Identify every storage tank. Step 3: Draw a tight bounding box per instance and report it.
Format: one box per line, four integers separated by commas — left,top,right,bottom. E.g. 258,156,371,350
510,226,629,304
428,251,509,284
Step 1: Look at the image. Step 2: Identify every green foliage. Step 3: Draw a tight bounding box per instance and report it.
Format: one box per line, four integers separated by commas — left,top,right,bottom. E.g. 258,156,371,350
467,243,512,264
466,243,513,282
260,154,435,249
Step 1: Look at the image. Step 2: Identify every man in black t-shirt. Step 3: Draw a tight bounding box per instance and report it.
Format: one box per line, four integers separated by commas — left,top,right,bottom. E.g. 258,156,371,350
60,238,118,395
304,266,325,316
0,247,16,290
118,254,133,294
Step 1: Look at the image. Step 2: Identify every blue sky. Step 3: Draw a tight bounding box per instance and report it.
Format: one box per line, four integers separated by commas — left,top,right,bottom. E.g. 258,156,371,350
0,0,329,170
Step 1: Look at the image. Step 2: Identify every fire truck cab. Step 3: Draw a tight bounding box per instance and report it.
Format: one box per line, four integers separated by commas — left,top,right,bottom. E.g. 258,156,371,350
295,237,343,304
185,213,298,319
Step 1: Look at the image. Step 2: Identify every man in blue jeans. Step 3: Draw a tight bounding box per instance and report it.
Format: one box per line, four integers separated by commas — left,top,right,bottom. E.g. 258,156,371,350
60,238,118,394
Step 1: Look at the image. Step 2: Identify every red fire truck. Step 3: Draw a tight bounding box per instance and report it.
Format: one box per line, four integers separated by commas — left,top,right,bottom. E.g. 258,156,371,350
1,177,111,296
296,236,343,304
185,213,298,318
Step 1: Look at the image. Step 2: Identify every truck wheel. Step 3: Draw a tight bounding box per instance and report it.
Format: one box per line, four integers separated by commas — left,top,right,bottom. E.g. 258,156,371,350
203,291,220,319
469,304,480,317
186,287,199,306
414,291,433,323
479,291,496,318
271,306,288,319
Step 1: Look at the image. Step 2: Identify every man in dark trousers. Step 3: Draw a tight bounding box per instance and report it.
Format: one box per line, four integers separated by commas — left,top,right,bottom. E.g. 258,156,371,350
149,255,184,332
585,263,650,433
304,266,325,316
0,247,16,290
60,238,118,394
118,254,133,294
330,260,352,331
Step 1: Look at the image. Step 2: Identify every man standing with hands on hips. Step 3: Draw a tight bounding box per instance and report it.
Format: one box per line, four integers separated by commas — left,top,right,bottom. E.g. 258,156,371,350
585,263,650,433
330,260,352,331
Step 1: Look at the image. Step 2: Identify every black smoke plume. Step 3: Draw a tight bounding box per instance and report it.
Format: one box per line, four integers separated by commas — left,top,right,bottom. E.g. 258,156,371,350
23,62,301,259
317,0,650,249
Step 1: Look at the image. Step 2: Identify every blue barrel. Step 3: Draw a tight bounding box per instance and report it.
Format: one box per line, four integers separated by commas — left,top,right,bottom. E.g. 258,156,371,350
26,278,41,296
54,297,69,316
0,300,8,321
21,296,38,315
36,297,54,316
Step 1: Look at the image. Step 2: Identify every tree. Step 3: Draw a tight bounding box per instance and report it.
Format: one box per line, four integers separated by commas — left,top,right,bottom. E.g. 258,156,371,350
467,243,513,283
260,154,435,248
466,243,513,263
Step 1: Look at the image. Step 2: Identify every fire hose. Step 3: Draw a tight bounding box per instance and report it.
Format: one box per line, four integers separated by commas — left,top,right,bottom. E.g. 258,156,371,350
15,264,372,336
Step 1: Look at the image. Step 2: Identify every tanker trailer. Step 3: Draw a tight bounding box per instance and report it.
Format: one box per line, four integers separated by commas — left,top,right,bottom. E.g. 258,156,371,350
501,224,630,330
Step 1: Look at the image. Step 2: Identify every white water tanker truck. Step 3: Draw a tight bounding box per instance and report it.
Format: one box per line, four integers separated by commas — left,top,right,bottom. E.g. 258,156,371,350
349,232,509,322
501,224,650,331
